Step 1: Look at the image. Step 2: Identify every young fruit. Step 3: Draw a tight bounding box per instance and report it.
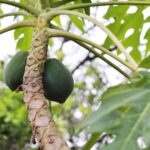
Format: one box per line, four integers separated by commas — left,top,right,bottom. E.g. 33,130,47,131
43,59,74,103
4,51,73,103
3,51,28,91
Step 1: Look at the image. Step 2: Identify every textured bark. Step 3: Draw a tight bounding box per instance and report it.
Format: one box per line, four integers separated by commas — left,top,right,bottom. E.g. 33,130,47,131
23,28,70,150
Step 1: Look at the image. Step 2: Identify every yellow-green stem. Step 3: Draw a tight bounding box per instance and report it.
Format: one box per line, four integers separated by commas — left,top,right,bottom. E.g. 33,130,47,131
46,28,136,72
76,41,130,79
0,12,32,18
45,10,138,71
57,1,150,10
0,0,40,16
0,20,36,34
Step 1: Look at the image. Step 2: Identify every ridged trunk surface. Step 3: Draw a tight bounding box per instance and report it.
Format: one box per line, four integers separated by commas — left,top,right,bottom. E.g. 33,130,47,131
23,28,70,150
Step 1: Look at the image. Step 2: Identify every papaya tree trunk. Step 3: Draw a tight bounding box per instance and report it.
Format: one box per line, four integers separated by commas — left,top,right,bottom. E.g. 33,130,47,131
23,26,70,150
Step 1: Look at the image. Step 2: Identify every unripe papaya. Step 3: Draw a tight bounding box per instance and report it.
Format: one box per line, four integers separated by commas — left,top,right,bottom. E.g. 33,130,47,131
43,59,74,103
4,52,73,103
3,51,28,91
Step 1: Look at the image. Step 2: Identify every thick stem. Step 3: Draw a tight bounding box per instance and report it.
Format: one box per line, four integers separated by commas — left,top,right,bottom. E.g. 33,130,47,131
46,28,136,72
23,28,70,150
0,20,36,34
57,1,150,10
0,0,40,16
45,10,138,70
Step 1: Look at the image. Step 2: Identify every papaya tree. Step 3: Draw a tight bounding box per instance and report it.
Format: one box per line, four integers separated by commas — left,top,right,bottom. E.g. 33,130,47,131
1,0,150,150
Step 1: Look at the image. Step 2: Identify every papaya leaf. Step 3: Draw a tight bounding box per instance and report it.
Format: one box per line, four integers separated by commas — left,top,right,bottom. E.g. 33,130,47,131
104,5,129,50
122,7,144,63
78,71,150,150
144,16,150,23
81,0,91,15
70,16,85,33
14,27,33,51
138,55,150,69
104,6,145,63
144,29,150,55
53,16,61,26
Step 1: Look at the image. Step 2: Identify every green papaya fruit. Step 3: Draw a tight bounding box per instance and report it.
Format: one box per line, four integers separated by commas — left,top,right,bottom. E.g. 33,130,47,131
3,51,28,91
4,51,73,103
43,59,74,103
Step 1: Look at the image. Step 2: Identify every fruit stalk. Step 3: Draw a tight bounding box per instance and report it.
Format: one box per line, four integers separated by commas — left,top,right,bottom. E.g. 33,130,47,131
23,28,70,150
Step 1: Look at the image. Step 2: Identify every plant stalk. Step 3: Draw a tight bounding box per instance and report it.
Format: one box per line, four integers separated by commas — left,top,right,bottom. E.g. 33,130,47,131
45,10,138,71
0,12,32,18
50,23,130,78
58,1,150,10
76,41,130,79
46,28,135,72
0,20,36,34
0,0,40,16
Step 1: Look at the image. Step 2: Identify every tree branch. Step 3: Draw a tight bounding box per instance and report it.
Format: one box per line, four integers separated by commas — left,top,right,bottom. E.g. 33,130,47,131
0,20,36,34
71,53,96,74
57,1,150,10
46,28,134,75
45,10,138,71
0,0,40,16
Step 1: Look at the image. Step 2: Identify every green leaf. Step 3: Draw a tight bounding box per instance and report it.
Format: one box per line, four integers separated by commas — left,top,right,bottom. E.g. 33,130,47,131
70,16,85,33
138,55,150,69
14,28,33,51
144,29,150,55
144,16,150,23
81,0,91,15
104,6,144,63
78,71,150,150
104,5,129,50
53,16,61,26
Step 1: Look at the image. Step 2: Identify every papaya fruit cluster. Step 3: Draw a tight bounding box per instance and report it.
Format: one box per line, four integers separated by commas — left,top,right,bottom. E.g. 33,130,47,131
3,51,74,103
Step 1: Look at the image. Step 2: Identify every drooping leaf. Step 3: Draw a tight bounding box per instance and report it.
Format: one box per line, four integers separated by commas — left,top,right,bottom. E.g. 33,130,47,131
79,71,150,150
